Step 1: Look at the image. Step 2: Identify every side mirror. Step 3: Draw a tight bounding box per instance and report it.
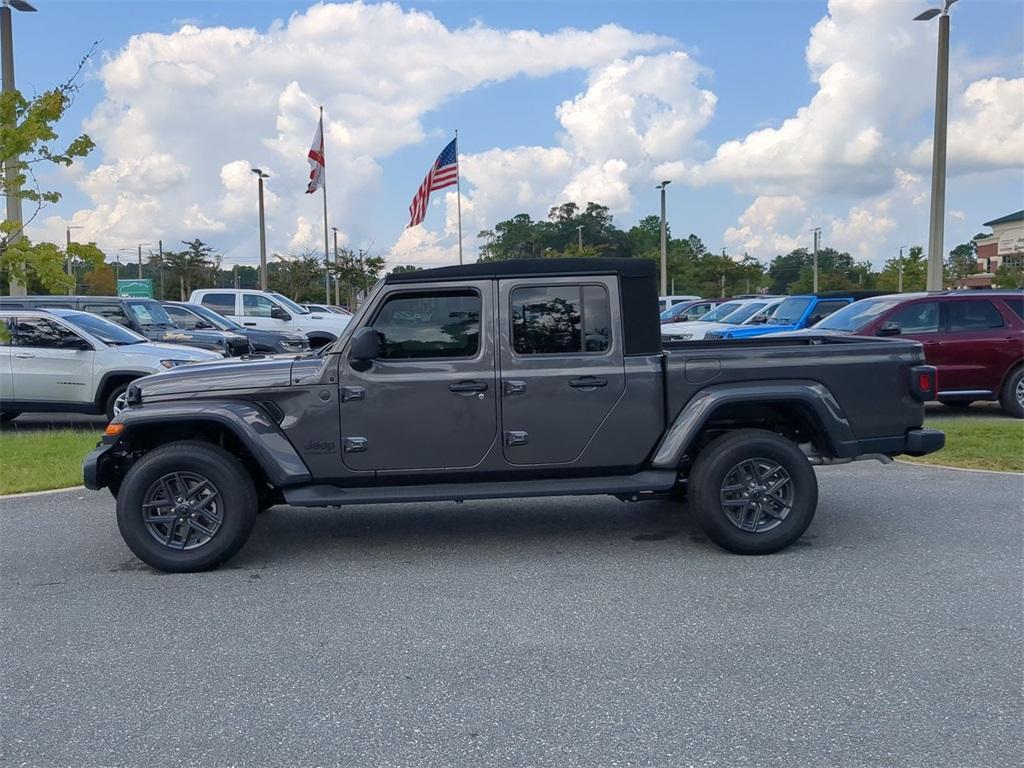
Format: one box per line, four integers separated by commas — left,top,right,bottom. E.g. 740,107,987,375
749,315,768,324
194,320,213,330
270,305,291,321
348,327,382,370
877,321,902,337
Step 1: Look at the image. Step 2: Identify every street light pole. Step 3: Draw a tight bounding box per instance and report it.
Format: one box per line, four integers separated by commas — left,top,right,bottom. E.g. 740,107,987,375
898,246,907,292
331,226,341,307
915,0,957,291
656,180,671,297
1,0,37,297
137,243,143,279
251,168,269,291
65,224,82,294
576,224,583,252
811,227,821,292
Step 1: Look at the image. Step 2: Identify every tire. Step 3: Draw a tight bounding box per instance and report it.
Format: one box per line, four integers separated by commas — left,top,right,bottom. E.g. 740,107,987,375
104,383,131,422
938,398,974,410
999,366,1024,419
0,410,20,425
688,429,818,555
115,441,257,572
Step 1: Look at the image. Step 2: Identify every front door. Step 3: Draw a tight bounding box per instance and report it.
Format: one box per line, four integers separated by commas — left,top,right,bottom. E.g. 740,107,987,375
339,282,497,472
9,316,94,405
497,276,625,466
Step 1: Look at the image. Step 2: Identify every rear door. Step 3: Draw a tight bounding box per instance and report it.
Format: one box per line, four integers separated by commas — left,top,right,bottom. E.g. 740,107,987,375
935,298,1013,393
497,276,624,466
9,316,95,404
0,318,12,406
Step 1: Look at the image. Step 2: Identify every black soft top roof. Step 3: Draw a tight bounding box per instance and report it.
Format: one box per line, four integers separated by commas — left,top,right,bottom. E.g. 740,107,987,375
386,257,655,284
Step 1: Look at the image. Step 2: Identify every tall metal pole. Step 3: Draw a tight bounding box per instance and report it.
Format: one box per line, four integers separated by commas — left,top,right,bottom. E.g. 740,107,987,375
331,227,340,307
455,130,463,265
1,2,26,296
811,227,821,293
137,244,142,279
158,239,164,299
256,176,267,291
925,10,951,291
658,181,670,297
898,246,905,293
576,224,583,252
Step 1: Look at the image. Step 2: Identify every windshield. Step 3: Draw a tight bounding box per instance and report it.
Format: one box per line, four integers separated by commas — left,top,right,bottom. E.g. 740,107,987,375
269,293,310,315
769,297,813,325
127,301,175,327
720,302,767,325
186,303,241,331
63,312,146,345
699,302,742,323
660,302,693,321
814,297,904,332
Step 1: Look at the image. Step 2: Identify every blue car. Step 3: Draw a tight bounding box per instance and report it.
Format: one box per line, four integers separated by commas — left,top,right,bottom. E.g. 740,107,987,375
707,293,883,339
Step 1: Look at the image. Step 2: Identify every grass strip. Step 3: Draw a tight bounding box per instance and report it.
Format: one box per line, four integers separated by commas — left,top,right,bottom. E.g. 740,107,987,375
0,429,101,495
903,418,1024,473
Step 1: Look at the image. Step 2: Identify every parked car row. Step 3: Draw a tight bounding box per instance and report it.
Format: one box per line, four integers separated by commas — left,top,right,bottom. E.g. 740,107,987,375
0,289,352,423
660,289,1023,418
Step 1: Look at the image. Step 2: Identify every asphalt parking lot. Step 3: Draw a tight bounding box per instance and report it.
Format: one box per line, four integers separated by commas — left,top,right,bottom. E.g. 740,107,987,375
1,462,1021,768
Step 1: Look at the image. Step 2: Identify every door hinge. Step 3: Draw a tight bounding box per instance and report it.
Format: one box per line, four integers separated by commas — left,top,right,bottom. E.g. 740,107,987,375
341,386,365,402
504,431,529,446
343,437,368,453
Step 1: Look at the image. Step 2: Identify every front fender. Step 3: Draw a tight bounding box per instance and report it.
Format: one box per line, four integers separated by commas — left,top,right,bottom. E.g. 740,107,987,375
650,380,858,468
83,401,312,491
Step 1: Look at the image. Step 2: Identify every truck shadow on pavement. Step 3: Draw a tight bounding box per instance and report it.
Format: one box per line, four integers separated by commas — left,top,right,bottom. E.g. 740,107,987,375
228,497,718,567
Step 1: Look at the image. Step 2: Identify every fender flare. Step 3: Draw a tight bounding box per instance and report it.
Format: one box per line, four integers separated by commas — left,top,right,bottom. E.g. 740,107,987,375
93,371,153,410
650,380,858,468
90,401,311,489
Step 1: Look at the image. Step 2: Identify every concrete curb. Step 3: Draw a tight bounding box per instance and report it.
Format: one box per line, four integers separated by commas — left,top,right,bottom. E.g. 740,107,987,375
895,459,1022,477
0,485,86,501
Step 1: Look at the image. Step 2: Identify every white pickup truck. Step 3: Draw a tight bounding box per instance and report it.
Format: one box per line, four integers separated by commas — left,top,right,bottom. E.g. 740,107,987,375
189,289,350,350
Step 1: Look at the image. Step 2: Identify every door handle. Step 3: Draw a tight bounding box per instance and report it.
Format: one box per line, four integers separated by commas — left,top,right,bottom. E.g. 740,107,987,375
449,380,488,393
502,380,527,396
13,352,34,359
569,376,607,389
243,322,257,327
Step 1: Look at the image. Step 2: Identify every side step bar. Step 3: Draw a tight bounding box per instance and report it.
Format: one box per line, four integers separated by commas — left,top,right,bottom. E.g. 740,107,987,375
282,470,678,508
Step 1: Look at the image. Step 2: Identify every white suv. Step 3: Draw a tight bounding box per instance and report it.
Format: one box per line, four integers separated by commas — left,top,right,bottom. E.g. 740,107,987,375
0,308,221,422
190,289,350,349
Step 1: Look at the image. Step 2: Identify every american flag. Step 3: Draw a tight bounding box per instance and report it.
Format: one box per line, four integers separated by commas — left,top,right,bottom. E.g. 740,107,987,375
408,137,458,227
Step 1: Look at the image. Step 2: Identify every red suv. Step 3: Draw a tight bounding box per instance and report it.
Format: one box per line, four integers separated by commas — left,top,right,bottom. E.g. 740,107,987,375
813,291,1024,417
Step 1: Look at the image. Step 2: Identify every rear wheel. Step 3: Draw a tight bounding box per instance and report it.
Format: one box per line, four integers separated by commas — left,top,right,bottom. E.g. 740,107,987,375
688,429,818,555
1000,367,1024,419
115,441,257,572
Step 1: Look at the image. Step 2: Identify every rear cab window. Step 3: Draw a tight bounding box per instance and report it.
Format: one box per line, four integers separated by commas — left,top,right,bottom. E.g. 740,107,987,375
201,293,237,315
1000,296,1024,320
82,302,132,327
511,284,611,354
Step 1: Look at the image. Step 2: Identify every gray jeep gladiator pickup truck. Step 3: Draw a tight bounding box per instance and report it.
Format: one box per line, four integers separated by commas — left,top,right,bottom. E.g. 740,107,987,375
85,258,944,572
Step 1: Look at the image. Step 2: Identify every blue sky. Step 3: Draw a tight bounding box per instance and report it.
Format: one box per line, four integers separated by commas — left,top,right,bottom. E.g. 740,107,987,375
15,0,1024,268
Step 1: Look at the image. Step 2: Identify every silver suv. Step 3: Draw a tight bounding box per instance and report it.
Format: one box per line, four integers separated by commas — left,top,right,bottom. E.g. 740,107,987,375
0,308,221,422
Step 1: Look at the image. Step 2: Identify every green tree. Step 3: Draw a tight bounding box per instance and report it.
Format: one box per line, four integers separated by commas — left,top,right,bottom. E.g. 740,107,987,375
83,261,116,295
329,248,386,307
994,262,1024,288
1,48,96,290
877,246,927,292
390,265,423,274
269,250,326,302
163,239,218,299
946,241,978,281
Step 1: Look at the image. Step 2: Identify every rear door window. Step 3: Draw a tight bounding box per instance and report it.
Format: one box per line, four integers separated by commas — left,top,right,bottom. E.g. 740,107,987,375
946,300,1005,331
82,302,131,327
202,293,237,315
807,300,849,325
511,284,610,354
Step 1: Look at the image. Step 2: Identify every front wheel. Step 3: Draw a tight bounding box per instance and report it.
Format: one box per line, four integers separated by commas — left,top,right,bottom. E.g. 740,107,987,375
104,383,131,422
115,441,257,572
688,429,818,555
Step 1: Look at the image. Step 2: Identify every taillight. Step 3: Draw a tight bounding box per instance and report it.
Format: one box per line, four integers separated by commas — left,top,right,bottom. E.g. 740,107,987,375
910,365,937,401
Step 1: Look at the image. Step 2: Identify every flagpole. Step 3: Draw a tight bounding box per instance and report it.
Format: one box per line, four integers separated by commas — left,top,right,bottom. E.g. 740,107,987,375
320,106,330,304
455,129,464,265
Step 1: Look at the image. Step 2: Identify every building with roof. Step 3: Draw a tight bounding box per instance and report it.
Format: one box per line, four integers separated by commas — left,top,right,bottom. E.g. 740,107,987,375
975,210,1024,273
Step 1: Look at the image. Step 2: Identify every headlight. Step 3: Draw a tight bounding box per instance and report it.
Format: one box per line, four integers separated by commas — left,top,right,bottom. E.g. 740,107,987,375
159,359,190,369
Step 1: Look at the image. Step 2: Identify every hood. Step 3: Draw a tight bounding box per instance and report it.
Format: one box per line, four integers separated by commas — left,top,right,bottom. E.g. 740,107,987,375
116,342,223,364
134,356,309,401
